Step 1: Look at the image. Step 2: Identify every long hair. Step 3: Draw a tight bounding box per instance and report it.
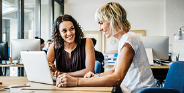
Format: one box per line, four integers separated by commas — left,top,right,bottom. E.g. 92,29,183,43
52,14,84,49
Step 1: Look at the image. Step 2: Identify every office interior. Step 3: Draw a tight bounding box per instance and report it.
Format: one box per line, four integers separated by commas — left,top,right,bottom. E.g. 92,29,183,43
0,0,184,92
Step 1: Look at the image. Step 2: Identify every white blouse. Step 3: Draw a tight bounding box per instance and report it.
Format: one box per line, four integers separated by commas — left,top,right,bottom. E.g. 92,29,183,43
117,32,156,93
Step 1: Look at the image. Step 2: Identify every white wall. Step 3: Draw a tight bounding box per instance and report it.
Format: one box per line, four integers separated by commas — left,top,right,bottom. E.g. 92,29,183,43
65,0,165,36
64,0,165,55
166,0,184,61
64,0,184,60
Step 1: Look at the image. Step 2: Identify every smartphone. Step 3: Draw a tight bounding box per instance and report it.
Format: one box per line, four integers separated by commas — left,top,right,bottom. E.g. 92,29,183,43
9,84,30,88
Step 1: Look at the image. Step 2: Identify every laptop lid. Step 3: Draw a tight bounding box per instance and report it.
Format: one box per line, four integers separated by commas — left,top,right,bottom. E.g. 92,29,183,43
21,51,55,85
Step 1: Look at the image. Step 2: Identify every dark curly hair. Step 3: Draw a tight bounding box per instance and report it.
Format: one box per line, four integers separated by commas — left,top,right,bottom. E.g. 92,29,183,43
52,14,84,49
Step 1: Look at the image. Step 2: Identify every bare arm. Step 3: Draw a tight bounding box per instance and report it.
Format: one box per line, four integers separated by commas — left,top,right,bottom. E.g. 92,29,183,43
47,43,55,64
56,43,135,87
78,43,135,86
67,38,95,77
84,61,117,78
84,56,118,78
47,43,59,72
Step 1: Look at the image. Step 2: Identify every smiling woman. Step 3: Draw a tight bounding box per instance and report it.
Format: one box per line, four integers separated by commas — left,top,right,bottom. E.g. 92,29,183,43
47,14,95,78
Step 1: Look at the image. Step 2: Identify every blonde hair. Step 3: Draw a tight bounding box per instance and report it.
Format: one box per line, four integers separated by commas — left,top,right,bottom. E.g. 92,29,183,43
95,2,131,35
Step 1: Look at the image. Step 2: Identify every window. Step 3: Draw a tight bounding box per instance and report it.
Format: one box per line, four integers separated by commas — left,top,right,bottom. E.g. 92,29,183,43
2,0,18,43
24,0,37,39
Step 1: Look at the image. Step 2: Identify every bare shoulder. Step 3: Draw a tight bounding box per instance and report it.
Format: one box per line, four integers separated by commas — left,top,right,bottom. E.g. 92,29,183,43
85,38,93,45
50,43,55,48
48,43,55,53
85,38,92,42
85,38,94,50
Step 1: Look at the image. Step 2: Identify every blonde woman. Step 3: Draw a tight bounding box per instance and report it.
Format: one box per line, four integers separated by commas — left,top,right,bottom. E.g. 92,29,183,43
56,2,156,93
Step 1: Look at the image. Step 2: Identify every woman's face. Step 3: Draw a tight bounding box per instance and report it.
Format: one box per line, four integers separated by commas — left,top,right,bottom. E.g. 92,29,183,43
59,21,75,44
98,20,112,38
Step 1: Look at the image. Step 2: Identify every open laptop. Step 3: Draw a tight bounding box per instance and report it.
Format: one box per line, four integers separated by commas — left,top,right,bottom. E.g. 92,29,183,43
20,51,55,85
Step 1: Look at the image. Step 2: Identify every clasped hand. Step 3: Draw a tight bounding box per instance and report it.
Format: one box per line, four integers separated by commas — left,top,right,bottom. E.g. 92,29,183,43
56,73,78,87
84,71,100,78
56,71,100,87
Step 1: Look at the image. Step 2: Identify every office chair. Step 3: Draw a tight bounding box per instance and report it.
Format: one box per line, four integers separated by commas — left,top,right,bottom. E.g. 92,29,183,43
139,61,184,93
94,60,101,74
114,53,118,57
164,61,184,93
138,88,179,93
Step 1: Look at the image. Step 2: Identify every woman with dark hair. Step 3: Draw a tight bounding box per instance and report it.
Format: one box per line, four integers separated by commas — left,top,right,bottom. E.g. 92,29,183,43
47,14,95,77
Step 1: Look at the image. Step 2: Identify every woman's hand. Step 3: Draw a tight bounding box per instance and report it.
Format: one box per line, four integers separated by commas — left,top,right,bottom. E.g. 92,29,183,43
49,62,62,80
84,71,100,78
56,73,78,87
51,71,63,81
49,62,57,72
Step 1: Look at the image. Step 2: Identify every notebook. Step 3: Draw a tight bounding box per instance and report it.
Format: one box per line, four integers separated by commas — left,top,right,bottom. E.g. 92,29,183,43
20,51,55,85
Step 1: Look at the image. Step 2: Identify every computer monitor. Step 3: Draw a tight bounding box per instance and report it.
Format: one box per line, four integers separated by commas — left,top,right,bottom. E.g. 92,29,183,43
11,39,40,60
140,36,169,60
0,42,9,60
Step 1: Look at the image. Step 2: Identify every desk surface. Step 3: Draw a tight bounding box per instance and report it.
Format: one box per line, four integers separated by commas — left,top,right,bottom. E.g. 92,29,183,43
0,64,170,69
0,76,113,93
104,65,170,69
0,64,24,67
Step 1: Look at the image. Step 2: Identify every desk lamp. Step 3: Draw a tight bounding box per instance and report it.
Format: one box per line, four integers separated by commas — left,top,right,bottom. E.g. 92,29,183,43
174,26,184,40
174,26,184,61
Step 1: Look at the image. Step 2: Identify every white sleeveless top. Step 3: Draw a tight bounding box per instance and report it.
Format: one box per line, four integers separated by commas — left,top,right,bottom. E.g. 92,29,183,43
117,32,156,93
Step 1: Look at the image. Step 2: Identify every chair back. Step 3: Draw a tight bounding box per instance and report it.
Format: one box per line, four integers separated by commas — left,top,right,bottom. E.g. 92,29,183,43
139,88,179,93
94,60,101,74
164,61,184,93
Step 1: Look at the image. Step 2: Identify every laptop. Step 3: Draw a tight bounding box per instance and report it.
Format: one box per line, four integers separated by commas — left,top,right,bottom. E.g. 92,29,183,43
20,51,55,85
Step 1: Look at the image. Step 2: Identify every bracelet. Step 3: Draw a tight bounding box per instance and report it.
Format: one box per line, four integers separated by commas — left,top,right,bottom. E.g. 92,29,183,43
77,78,79,86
